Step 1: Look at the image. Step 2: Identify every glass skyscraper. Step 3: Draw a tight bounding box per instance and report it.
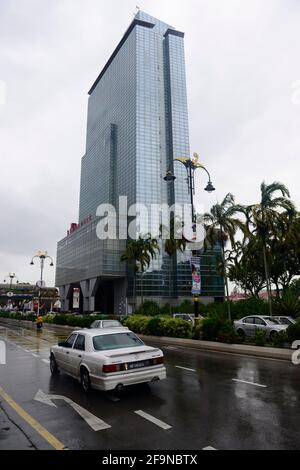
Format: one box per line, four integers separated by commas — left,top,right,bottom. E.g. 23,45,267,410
56,11,224,313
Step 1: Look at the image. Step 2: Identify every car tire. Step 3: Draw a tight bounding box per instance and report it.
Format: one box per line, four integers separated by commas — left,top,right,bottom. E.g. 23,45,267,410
81,368,91,393
50,354,59,375
237,329,245,339
269,331,277,340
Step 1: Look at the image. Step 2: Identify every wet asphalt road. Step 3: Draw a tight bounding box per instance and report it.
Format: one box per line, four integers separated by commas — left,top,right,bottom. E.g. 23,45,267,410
0,322,299,450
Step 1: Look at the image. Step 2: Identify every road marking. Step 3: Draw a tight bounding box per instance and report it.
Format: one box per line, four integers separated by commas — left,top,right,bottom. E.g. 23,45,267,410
42,359,50,364
203,446,217,450
232,379,267,388
32,353,39,358
0,386,66,450
175,365,196,372
134,410,172,430
34,390,111,431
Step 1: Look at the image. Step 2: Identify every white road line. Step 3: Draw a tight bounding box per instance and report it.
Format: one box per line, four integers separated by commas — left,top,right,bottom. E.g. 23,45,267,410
34,390,111,431
134,410,172,430
175,365,196,372
232,379,267,388
203,446,217,450
42,359,50,364
32,353,39,358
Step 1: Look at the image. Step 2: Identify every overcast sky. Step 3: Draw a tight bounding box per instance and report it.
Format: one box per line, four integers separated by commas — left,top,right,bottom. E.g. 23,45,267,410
0,0,300,287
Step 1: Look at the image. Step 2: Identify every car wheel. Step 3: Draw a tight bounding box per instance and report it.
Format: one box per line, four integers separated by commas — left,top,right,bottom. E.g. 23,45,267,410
81,368,91,393
237,329,245,339
269,331,277,340
50,355,59,375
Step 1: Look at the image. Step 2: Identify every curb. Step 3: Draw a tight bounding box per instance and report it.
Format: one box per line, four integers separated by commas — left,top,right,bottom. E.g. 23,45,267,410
139,334,292,361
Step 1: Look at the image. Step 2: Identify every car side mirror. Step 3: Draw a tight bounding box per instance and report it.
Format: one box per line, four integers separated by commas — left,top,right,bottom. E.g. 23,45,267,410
58,341,67,347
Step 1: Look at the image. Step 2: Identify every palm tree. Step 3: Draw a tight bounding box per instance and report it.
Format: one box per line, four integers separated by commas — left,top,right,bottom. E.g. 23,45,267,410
160,216,186,313
120,235,159,311
246,182,296,315
204,193,246,321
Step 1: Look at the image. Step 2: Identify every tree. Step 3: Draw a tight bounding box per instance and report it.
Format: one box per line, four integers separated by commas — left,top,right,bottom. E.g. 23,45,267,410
204,193,246,321
245,182,296,314
120,235,159,310
227,237,266,297
160,216,186,313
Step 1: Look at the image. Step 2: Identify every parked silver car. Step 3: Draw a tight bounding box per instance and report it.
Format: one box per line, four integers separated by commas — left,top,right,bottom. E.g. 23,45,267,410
173,313,196,326
90,319,127,329
273,316,296,326
234,315,288,340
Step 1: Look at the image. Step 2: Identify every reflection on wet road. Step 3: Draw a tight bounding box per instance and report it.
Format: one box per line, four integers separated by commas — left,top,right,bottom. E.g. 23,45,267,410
0,321,299,450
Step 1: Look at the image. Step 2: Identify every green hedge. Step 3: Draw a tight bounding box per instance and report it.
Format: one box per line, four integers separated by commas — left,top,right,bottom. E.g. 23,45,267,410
133,298,270,319
201,314,238,343
123,315,193,339
286,320,300,343
0,311,111,328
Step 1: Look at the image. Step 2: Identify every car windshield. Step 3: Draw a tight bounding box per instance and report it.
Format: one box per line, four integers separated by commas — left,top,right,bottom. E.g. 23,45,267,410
265,317,280,325
93,332,144,351
102,320,122,328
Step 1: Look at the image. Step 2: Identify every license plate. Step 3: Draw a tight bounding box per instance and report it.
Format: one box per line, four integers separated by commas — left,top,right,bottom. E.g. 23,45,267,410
128,360,150,370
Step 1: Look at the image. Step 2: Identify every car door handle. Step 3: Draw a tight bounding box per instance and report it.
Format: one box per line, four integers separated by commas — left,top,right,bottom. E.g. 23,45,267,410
66,351,69,354
78,355,82,358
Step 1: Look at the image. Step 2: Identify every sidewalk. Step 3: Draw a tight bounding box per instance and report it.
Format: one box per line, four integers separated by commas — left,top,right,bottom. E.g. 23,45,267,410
0,317,293,362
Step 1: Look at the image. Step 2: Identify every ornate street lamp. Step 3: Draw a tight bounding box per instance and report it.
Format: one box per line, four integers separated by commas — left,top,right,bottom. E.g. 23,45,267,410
164,153,215,317
3,273,19,289
30,251,54,315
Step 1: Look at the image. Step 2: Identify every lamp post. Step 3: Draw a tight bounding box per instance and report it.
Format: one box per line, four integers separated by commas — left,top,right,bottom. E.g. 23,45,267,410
30,251,54,315
3,273,19,289
164,153,215,317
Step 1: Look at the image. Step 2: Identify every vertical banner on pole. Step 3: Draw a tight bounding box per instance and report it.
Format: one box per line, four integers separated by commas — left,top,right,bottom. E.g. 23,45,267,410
190,256,201,295
73,288,80,309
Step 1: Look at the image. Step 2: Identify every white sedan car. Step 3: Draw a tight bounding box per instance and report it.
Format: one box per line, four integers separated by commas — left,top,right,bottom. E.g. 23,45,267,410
50,329,166,392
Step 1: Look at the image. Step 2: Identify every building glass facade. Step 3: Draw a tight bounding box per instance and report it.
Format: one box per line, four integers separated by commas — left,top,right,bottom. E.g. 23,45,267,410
56,11,224,313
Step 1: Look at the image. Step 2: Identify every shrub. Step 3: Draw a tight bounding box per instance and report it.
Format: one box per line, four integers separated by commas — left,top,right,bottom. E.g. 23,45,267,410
145,317,165,336
162,317,192,339
23,312,36,322
135,301,161,316
159,303,172,316
123,315,192,339
271,330,289,348
173,300,195,314
43,314,54,324
203,298,269,321
273,290,300,318
0,311,10,318
202,315,226,341
52,314,67,325
10,312,22,320
217,321,237,344
123,316,150,334
286,320,300,343
255,328,267,347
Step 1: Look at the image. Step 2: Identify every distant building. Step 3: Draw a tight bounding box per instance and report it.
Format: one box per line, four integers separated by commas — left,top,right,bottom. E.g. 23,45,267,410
0,283,59,311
